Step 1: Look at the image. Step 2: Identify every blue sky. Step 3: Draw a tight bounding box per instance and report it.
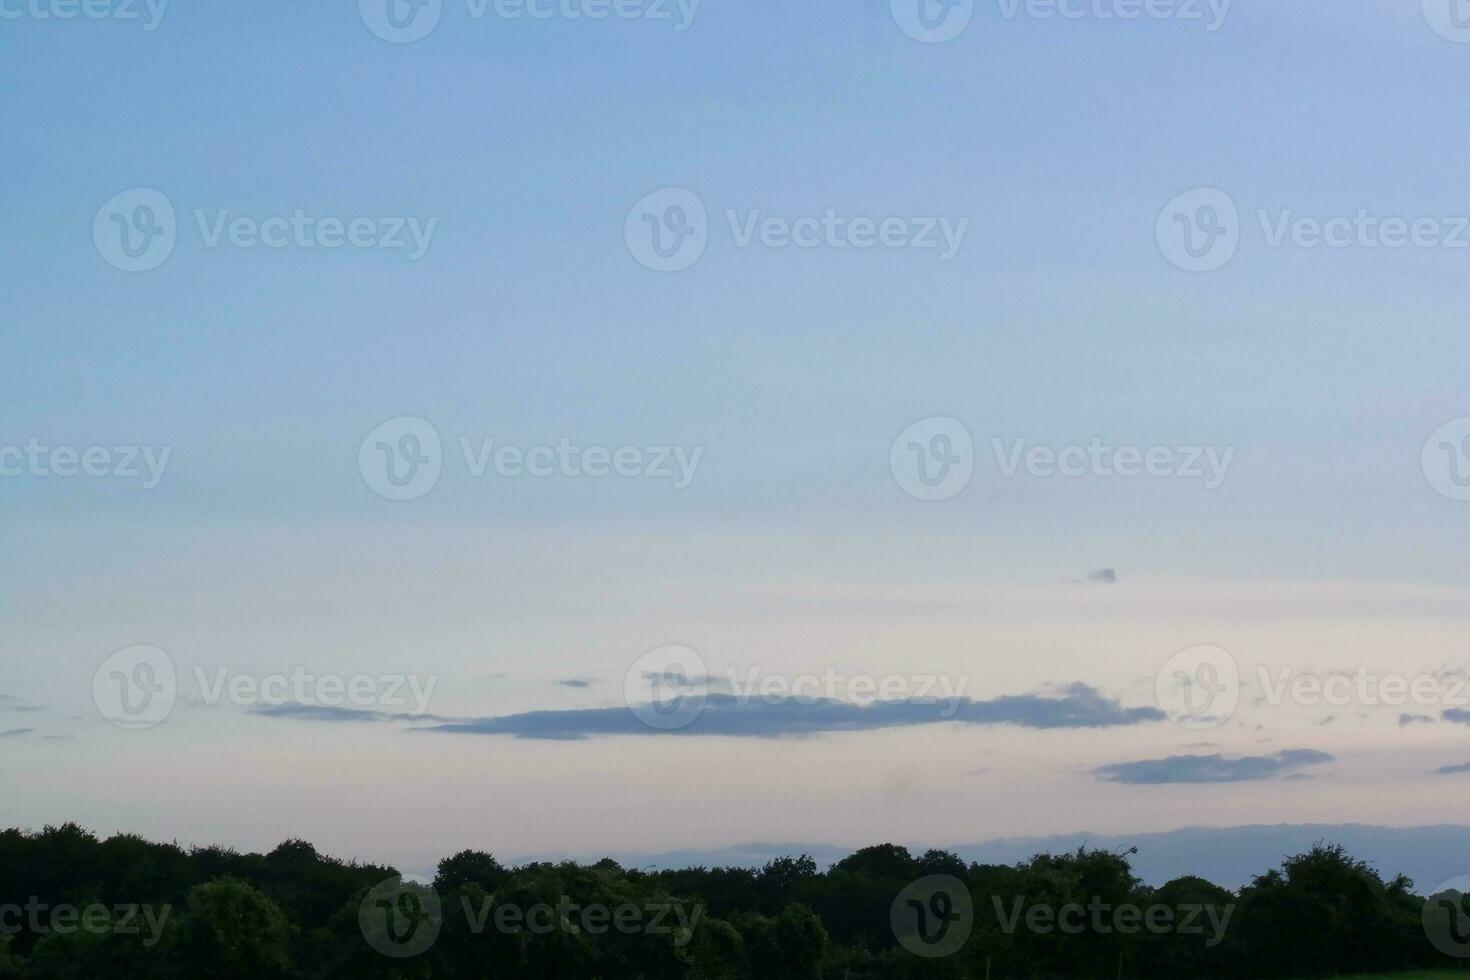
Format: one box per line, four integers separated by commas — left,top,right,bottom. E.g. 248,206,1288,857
4,0,1470,872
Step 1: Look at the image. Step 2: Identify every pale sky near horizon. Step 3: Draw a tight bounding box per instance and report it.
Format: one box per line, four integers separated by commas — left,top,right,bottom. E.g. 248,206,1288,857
4,0,1470,877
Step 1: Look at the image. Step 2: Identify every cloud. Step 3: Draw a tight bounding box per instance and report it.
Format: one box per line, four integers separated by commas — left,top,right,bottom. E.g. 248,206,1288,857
0,694,43,714
1399,713,1435,727
1093,749,1334,785
1087,568,1118,584
424,683,1164,741
1443,709,1470,725
248,704,452,724
554,678,595,689
1434,761,1470,775
0,728,35,738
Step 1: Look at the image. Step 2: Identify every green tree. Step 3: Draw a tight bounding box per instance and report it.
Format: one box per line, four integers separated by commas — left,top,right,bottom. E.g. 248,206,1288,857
169,878,294,979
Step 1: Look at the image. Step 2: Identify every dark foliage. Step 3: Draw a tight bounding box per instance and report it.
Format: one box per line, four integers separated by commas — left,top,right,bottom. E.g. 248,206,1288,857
0,824,1460,978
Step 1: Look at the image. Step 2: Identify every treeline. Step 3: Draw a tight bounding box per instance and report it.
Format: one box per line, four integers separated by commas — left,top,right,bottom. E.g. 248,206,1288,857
0,823,1464,978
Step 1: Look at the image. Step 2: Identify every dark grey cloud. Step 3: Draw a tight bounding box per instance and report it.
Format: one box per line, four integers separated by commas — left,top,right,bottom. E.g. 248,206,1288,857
1400,713,1435,727
1443,709,1470,725
1093,749,1334,785
0,694,43,714
1087,568,1118,584
0,728,35,738
425,683,1163,741
554,678,595,689
1434,761,1470,775
633,672,733,694
248,704,453,724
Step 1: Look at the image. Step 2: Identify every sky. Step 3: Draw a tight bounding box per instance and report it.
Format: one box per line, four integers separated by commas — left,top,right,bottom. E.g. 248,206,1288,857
3,0,1470,878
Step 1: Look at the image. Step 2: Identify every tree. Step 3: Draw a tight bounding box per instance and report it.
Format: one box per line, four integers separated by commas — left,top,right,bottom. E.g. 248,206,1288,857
434,850,509,893
169,878,294,979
